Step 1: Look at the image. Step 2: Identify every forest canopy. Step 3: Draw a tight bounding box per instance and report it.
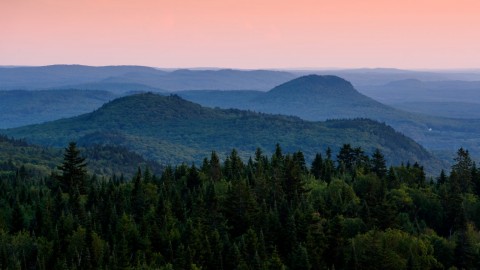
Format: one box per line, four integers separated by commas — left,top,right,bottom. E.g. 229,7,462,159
0,143,479,269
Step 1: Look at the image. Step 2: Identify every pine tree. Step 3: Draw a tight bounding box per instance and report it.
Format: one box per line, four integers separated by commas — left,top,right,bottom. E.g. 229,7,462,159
57,142,87,194
371,149,387,178
310,153,323,180
132,168,146,222
337,144,354,173
471,162,480,196
452,148,473,193
209,151,222,182
187,164,201,189
437,169,447,185
289,244,311,270
284,155,306,201
323,148,334,183
11,201,24,233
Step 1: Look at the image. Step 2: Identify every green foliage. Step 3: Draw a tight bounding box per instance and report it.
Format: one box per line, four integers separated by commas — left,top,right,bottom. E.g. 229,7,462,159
3,93,443,173
0,144,479,269
345,229,440,270
57,142,87,194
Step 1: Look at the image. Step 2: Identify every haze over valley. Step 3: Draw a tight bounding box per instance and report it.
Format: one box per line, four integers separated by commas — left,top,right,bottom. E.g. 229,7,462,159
3,65,480,165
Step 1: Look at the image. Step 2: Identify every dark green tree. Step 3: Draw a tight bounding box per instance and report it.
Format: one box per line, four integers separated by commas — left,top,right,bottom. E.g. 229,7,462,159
310,153,323,180
471,162,480,196
437,169,447,185
323,147,334,183
57,142,87,194
371,149,387,178
11,201,24,233
209,151,222,182
187,164,201,189
452,147,474,193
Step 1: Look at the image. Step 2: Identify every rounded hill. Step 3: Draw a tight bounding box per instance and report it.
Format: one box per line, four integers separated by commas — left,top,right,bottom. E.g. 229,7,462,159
267,75,357,97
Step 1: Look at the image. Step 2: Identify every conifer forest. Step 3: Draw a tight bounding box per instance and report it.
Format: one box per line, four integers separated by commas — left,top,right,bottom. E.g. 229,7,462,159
1,142,480,269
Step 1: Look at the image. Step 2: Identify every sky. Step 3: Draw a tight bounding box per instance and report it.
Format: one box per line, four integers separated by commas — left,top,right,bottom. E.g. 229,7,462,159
1,0,480,69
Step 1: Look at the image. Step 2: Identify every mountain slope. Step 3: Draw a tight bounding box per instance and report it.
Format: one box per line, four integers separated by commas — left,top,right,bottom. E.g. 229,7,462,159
2,93,440,170
183,75,399,120
252,74,394,120
179,75,480,162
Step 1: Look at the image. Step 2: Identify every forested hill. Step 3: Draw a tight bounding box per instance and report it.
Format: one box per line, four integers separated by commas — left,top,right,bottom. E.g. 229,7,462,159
267,74,360,97
181,74,396,120
179,75,480,163
3,93,442,171
253,74,389,119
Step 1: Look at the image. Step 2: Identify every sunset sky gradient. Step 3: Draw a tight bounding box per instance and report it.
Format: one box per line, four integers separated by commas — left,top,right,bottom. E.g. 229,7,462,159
2,0,480,69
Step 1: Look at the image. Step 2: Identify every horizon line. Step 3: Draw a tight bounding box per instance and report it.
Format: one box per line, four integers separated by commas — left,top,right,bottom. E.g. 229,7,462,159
1,64,480,73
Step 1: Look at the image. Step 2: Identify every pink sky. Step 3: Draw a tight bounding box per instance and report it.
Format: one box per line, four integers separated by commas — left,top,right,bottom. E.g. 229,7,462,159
1,0,480,69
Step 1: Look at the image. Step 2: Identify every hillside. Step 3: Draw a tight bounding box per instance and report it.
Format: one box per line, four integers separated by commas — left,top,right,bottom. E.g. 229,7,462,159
179,75,480,162
2,93,441,170
251,75,395,120
182,75,403,120
0,65,296,91
0,89,118,128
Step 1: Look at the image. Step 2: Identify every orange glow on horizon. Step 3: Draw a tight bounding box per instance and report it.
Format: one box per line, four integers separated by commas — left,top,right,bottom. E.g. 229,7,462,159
1,0,480,69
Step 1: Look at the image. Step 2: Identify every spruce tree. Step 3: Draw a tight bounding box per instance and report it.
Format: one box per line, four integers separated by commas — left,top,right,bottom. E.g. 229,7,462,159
371,149,387,178
57,142,87,194
452,147,473,193
310,153,323,180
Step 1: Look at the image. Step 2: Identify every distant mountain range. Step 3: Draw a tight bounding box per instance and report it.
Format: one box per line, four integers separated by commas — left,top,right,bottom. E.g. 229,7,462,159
0,65,162,90
359,78,480,103
1,93,440,171
4,65,480,93
0,65,296,92
356,79,480,118
391,101,480,119
293,68,480,87
3,66,480,167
